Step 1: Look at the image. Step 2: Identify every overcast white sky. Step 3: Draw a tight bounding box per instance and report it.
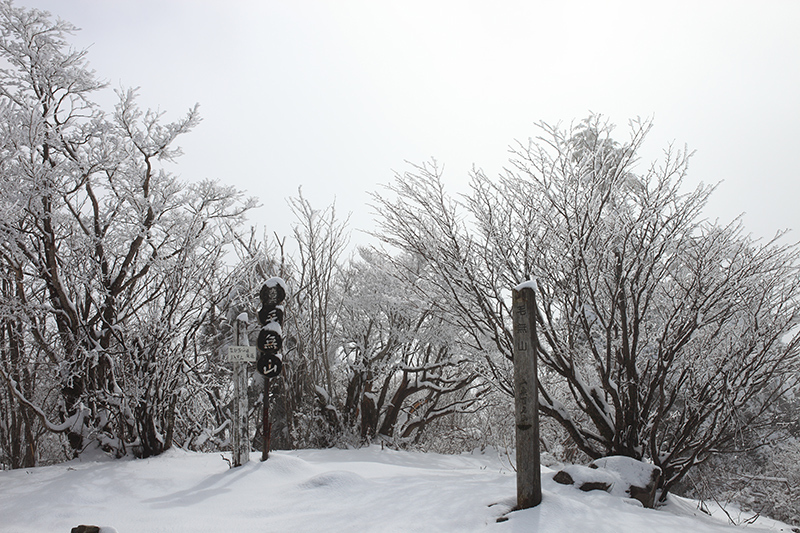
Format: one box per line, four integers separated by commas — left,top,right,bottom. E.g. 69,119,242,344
18,0,800,244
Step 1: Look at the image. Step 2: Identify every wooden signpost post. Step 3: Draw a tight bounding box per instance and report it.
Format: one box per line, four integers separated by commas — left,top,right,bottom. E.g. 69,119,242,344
257,277,286,461
229,314,255,467
512,281,542,509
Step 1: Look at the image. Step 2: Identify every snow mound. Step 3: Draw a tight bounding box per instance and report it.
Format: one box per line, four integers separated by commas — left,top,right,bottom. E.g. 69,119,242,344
259,453,316,478
299,470,370,491
591,455,660,492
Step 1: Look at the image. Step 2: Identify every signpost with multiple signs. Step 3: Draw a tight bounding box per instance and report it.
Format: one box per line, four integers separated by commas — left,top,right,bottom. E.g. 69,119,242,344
257,277,286,460
226,277,287,466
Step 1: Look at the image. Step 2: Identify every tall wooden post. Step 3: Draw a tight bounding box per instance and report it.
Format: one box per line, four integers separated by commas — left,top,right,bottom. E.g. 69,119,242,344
232,315,250,467
261,376,270,461
513,282,542,508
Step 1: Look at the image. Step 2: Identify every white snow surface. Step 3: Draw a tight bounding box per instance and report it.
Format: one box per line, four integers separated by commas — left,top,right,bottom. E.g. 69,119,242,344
0,446,794,533
514,279,538,292
264,276,287,292
591,455,660,491
263,321,282,334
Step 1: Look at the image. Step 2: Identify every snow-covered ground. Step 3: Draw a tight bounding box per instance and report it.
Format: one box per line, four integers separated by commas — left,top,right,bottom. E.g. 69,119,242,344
0,446,795,533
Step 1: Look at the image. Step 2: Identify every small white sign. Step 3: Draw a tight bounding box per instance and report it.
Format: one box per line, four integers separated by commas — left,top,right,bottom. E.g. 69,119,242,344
226,345,257,362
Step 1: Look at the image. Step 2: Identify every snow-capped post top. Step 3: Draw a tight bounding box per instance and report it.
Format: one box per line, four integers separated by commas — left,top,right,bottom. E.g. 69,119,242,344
260,277,287,305
514,278,538,292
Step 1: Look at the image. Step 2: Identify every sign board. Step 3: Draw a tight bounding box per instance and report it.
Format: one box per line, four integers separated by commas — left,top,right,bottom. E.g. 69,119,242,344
227,345,257,362
257,353,283,378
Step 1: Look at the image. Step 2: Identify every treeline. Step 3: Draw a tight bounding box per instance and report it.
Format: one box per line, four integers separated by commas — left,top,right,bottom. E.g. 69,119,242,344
0,2,485,466
1,2,798,523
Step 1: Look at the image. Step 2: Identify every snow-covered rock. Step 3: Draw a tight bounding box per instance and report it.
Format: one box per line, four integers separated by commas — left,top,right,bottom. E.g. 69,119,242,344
553,464,619,493
553,455,662,508
590,455,662,508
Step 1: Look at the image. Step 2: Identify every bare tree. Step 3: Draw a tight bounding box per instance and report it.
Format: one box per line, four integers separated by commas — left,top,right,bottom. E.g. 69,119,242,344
0,2,256,461
338,249,488,445
371,115,800,499
289,190,349,402
278,191,350,447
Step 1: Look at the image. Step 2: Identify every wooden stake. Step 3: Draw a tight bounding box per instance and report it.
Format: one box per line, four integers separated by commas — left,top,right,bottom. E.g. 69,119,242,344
261,376,270,461
233,317,250,467
513,284,542,508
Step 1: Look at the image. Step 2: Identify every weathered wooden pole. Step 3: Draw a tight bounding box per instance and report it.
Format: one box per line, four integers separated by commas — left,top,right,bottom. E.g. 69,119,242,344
232,314,250,467
261,376,270,461
512,282,542,509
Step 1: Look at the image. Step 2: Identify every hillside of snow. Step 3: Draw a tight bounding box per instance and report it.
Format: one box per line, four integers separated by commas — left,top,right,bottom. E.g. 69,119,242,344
0,446,795,533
